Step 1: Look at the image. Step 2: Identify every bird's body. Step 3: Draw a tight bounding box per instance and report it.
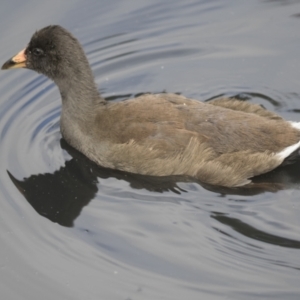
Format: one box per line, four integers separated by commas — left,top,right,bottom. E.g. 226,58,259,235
2,25,300,187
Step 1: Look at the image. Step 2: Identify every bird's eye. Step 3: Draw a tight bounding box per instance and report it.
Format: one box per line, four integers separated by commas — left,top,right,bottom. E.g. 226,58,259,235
32,48,44,56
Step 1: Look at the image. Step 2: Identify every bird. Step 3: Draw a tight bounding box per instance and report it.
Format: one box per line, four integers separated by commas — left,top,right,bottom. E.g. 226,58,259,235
2,25,300,187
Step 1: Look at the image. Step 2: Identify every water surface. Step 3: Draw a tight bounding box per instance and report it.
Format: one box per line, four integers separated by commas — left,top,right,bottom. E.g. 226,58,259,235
0,1,300,299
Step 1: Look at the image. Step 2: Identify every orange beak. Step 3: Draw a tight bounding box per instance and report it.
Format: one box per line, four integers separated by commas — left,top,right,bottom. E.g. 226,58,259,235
1,48,27,70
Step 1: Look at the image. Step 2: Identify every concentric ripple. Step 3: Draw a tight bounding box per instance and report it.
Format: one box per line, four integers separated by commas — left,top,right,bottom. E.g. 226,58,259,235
0,0,300,299
0,74,63,177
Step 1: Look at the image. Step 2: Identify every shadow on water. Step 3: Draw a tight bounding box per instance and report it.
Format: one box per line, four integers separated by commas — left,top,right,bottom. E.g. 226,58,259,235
7,138,300,228
7,139,188,227
211,212,300,250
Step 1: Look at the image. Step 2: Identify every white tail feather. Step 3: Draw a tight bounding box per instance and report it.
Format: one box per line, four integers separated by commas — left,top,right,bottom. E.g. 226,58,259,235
276,140,300,161
289,121,300,130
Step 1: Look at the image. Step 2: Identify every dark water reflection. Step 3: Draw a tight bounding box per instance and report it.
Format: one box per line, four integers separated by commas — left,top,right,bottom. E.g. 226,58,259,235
212,212,300,249
1,0,300,299
8,139,188,227
8,138,300,228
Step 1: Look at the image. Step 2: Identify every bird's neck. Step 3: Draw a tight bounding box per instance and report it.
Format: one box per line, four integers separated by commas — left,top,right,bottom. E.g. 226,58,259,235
57,69,106,149
55,66,106,122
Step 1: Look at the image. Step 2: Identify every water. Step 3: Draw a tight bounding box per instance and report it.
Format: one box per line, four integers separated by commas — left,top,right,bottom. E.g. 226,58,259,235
0,0,300,299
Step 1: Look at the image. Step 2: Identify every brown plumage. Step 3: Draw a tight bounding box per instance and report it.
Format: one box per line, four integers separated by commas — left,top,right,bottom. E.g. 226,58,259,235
2,25,300,187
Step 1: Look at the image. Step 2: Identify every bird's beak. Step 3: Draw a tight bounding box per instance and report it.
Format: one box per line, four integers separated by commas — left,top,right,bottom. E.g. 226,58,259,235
1,48,27,70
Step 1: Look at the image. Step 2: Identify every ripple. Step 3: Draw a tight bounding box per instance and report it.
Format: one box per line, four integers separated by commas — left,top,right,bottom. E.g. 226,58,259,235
1,1,300,299
0,74,63,179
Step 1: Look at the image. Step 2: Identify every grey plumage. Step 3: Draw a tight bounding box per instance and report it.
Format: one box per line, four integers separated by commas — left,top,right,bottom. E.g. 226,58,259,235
2,25,300,187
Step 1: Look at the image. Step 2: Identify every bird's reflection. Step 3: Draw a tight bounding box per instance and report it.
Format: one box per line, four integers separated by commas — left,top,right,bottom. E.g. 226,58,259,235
211,212,300,249
8,139,188,227
7,139,300,227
